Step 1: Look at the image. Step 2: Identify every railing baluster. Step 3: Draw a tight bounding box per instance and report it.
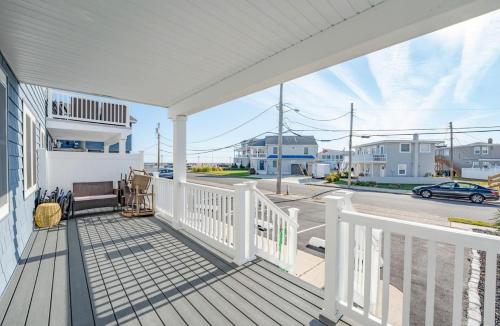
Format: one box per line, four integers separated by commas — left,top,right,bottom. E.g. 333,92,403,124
266,206,270,252
382,231,391,325
347,223,355,309
271,211,276,257
402,235,413,326
425,240,436,326
363,226,372,317
484,250,496,326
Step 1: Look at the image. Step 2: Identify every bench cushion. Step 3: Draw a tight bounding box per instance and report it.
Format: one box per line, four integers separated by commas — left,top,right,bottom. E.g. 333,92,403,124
74,194,117,202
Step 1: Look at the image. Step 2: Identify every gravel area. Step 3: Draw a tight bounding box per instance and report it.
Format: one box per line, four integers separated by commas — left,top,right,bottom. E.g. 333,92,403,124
473,229,500,325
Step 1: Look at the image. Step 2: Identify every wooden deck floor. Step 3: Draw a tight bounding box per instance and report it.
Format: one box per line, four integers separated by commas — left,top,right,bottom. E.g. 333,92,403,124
0,211,340,326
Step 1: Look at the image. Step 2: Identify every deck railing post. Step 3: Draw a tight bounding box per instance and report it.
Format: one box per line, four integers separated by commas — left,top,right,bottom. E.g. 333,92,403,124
287,208,299,274
233,183,254,265
246,181,258,259
321,195,346,324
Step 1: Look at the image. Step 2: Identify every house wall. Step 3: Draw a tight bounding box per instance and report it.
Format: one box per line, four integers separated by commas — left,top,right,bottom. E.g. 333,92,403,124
0,52,47,295
449,145,500,169
354,142,436,178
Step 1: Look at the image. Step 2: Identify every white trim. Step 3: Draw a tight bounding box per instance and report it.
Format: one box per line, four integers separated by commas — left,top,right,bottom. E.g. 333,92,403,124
419,143,431,153
398,163,407,176
23,101,37,198
399,143,411,153
0,68,8,220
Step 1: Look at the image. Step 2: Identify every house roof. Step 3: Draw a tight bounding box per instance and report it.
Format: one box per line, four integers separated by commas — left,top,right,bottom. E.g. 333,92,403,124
1,1,496,116
437,142,499,149
265,136,317,146
354,139,443,148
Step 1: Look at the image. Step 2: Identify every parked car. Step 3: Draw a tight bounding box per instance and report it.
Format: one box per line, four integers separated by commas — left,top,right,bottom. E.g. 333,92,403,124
412,182,499,204
159,168,173,179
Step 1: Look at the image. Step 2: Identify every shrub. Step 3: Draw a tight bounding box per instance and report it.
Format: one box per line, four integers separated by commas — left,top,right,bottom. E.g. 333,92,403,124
325,172,340,183
249,168,256,175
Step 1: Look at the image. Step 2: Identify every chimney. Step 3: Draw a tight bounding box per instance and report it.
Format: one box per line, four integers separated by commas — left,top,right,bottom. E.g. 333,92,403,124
488,138,493,144
413,133,419,141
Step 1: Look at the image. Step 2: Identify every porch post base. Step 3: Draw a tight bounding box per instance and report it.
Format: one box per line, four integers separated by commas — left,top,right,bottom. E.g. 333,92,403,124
232,255,256,266
319,311,343,325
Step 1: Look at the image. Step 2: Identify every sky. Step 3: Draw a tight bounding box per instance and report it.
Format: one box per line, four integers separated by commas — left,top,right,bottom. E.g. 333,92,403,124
130,9,500,164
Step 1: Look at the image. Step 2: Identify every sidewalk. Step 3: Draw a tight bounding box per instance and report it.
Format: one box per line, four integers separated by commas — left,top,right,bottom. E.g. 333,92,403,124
306,181,413,195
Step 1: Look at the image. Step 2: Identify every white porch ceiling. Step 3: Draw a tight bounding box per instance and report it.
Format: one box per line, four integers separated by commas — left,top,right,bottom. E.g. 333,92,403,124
0,0,499,116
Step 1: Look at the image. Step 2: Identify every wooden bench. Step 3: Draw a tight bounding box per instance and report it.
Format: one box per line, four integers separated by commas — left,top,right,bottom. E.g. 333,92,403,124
72,181,118,217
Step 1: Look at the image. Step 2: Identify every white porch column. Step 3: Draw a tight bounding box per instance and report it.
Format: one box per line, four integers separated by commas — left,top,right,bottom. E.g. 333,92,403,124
171,114,187,228
119,138,127,154
103,144,110,153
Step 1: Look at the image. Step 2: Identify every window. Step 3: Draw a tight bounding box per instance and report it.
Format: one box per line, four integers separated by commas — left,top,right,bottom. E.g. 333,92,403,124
23,101,37,198
272,160,277,168
400,143,411,153
457,183,477,190
304,147,309,155
482,147,489,155
419,143,431,153
0,69,8,219
273,147,278,155
397,164,407,175
474,147,481,155
438,182,456,189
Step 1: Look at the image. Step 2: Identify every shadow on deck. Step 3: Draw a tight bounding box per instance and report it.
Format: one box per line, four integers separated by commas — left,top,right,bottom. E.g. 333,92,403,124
0,210,340,326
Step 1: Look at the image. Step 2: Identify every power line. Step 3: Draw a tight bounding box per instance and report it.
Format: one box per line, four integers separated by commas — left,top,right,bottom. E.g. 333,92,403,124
190,104,278,143
284,103,350,121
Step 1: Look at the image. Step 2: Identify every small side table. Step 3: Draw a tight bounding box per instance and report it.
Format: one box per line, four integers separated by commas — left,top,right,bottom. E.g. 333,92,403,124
35,203,62,228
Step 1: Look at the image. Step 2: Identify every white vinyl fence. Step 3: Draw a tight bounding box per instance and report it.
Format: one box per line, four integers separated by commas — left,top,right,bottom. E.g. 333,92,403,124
151,179,299,272
462,167,500,180
322,193,500,326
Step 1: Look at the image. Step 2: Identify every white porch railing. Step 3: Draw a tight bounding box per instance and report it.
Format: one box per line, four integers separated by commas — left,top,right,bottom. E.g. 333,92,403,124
182,181,237,258
322,192,500,326
151,178,299,271
50,91,129,126
152,177,174,218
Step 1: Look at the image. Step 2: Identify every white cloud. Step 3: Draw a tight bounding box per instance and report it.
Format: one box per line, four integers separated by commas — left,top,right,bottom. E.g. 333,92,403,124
453,10,500,103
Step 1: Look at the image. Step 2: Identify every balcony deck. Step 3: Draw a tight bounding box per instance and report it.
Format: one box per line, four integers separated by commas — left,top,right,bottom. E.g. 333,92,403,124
0,211,338,326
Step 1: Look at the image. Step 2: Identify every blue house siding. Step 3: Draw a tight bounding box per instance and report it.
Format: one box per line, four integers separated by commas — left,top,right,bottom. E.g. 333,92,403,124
0,52,47,295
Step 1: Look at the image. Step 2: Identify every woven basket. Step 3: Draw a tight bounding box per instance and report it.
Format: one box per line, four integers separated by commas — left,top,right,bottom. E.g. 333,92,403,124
35,203,62,228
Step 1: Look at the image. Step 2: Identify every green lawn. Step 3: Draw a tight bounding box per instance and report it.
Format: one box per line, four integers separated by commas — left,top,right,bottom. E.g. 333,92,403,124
203,170,257,178
332,179,422,190
448,217,497,228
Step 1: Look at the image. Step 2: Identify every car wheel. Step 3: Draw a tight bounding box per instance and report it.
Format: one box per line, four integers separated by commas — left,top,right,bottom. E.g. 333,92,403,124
420,190,432,199
470,194,484,204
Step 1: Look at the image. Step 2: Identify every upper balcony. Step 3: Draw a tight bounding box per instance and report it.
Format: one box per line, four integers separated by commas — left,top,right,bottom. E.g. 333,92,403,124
49,91,130,127
351,153,387,163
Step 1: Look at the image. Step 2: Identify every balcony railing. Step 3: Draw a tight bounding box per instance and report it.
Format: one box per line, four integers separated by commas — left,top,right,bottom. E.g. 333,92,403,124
352,153,387,163
50,92,129,126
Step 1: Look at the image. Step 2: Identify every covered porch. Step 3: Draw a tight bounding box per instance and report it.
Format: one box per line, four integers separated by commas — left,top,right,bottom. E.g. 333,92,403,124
0,211,333,326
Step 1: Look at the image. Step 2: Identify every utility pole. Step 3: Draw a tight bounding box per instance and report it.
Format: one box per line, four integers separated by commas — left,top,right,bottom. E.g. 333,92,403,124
156,123,160,172
348,103,354,186
449,121,454,179
276,83,284,194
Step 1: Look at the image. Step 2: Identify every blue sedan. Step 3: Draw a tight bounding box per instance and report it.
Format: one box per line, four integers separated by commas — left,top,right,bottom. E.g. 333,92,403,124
412,182,499,204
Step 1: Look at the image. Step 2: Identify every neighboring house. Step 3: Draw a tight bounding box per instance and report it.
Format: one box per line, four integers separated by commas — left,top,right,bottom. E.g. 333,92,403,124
234,136,318,175
348,135,443,182
48,90,136,153
318,148,348,170
435,138,500,176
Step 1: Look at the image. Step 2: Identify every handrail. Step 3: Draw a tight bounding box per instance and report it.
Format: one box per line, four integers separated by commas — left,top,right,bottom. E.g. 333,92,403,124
252,186,298,227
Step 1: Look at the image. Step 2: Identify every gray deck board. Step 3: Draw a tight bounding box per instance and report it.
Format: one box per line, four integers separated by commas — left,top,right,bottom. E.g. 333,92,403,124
0,211,338,326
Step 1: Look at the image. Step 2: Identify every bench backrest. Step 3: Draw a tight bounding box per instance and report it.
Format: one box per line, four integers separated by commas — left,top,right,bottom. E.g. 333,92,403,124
73,181,113,197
